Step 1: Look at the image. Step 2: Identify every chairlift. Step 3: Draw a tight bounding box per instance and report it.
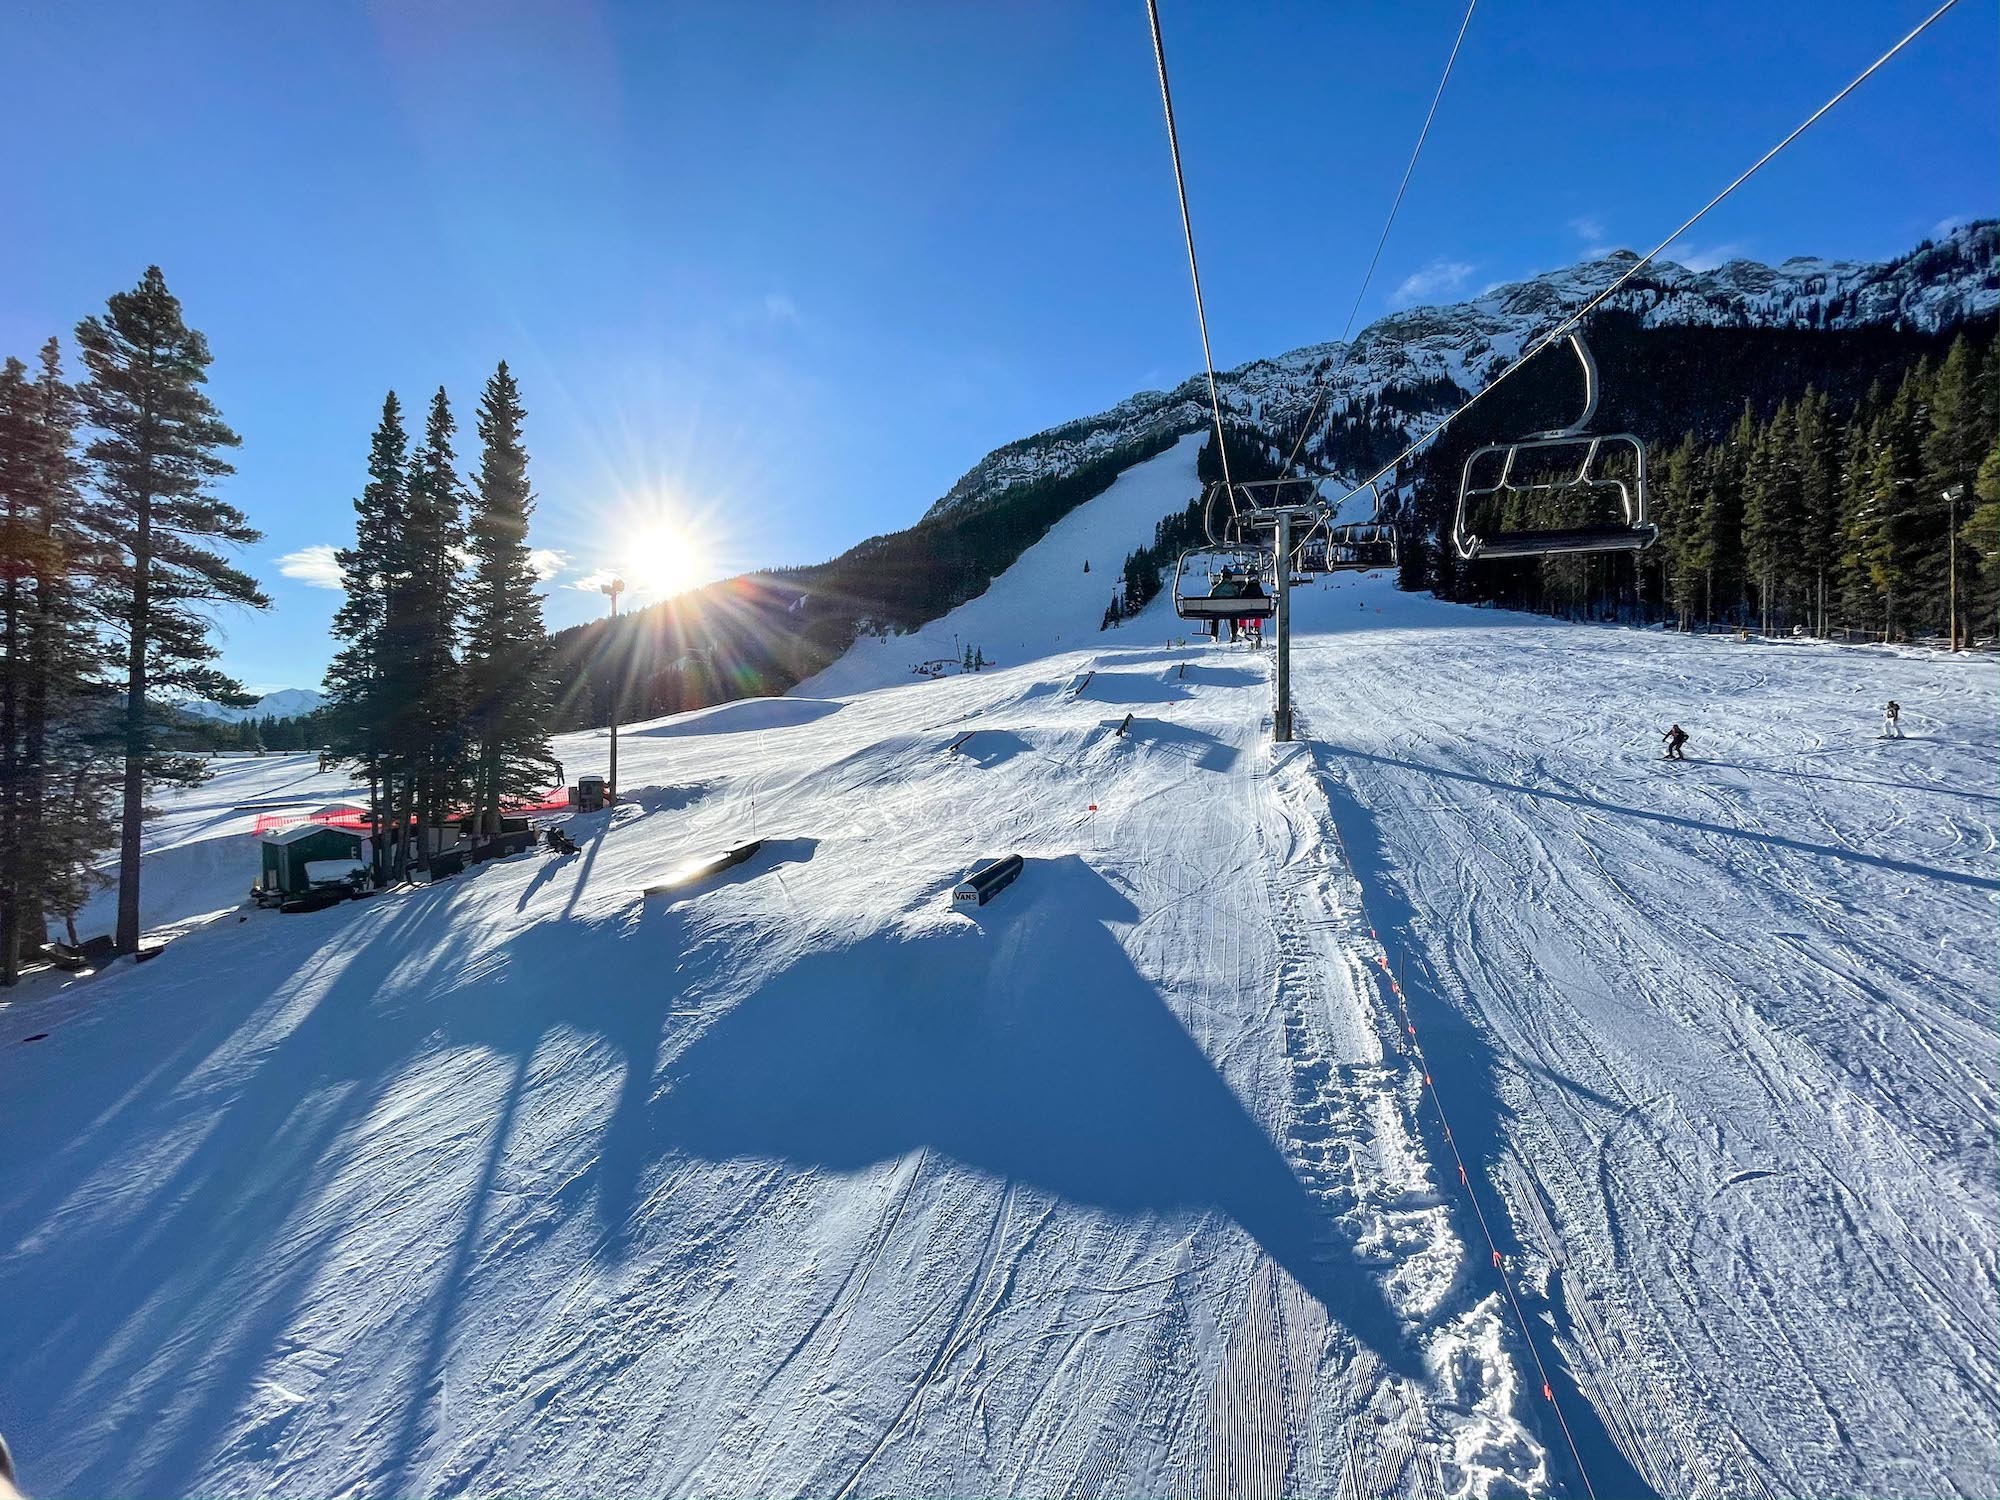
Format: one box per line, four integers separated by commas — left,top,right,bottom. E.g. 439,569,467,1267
1172,547,1276,621
1318,520,1399,572
1453,332,1657,561
1291,474,1399,574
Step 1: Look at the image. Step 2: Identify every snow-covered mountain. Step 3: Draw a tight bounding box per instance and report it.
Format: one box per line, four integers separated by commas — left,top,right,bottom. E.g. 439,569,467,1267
179,687,326,723
929,221,1999,521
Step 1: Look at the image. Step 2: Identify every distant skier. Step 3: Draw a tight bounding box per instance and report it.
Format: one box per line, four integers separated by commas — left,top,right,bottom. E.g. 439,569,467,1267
1883,700,1904,739
1662,723,1689,761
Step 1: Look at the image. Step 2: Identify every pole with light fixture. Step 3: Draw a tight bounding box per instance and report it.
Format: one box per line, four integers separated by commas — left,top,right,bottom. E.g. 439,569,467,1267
1944,484,1965,652
601,576,625,799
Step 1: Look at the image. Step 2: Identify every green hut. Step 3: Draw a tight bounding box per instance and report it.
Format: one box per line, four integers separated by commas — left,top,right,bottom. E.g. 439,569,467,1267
258,823,370,899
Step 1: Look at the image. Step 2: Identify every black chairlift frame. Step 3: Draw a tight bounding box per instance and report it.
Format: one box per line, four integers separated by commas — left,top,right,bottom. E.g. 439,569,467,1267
1452,332,1658,562
1317,521,1400,572
1207,476,1400,575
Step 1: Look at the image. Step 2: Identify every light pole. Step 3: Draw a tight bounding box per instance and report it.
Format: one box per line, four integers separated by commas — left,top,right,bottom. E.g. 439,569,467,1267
601,576,625,799
1944,485,1965,653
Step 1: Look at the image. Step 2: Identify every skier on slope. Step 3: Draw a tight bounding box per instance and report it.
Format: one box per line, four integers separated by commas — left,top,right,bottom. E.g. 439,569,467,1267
1663,723,1689,761
1883,700,1904,739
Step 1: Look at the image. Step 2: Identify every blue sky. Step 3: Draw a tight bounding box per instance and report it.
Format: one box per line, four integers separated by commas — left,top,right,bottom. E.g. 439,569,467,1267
2,0,1991,692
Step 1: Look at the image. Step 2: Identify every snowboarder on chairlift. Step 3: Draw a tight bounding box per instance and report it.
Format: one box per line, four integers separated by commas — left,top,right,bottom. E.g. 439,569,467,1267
1662,724,1689,761
1883,700,1904,739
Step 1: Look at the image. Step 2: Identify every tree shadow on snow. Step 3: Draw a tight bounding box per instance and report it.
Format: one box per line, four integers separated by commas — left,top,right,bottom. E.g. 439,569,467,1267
1326,744,1999,893
2,844,1418,1497
0,862,711,1498
612,853,1418,1375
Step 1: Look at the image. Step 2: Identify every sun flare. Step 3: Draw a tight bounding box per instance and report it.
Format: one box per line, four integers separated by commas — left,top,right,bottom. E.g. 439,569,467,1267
626,520,706,599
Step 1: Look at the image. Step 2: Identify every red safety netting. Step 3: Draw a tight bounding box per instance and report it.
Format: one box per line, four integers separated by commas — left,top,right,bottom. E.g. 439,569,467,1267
251,787,569,837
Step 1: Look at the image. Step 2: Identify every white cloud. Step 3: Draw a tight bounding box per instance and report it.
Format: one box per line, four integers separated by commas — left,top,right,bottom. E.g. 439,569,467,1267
1391,259,1477,306
762,292,800,326
528,547,568,581
1568,214,1605,242
276,544,343,589
1934,213,1974,239
570,569,621,594
1665,239,1743,272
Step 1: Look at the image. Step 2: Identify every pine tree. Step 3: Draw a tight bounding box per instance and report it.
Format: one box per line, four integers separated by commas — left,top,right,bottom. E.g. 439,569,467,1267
326,393,408,878
1743,401,1803,633
1923,335,1984,645
1794,387,1840,635
1871,369,1933,639
1961,433,2000,635
462,363,557,837
0,343,107,979
75,268,266,954
392,388,467,872
1648,434,1696,628
1835,414,1881,632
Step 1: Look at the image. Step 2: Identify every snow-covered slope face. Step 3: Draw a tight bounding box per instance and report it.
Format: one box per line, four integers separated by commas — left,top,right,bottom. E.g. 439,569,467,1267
2,469,1994,1499
800,432,1206,698
181,688,328,723
928,220,1999,518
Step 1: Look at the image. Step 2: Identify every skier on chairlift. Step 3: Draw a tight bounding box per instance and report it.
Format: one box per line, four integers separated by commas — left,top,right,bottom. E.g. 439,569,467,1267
1662,723,1689,761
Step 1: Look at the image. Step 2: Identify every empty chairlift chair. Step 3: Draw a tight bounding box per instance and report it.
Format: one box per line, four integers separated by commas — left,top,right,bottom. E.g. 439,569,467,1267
1315,519,1399,572
1453,332,1658,562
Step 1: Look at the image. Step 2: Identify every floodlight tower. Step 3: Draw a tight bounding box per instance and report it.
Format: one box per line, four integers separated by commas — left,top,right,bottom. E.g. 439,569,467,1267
601,576,625,799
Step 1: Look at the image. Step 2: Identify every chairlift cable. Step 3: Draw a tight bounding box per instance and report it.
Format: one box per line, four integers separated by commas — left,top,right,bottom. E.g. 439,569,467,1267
1281,0,1479,480
1321,0,1963,517
1146,0,1234,493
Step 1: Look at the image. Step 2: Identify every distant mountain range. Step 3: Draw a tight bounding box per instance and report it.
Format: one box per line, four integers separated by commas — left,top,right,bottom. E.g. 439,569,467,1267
927,220,1999,522
179,688,326,723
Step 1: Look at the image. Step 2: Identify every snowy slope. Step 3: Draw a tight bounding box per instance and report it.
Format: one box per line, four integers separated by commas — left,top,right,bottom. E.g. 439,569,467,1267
1286,574,2000,1499
800,433,1206,698
2,480,1995,1497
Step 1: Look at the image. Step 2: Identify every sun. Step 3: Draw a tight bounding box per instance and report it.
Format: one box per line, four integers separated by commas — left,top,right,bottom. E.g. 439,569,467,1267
626,520,707,599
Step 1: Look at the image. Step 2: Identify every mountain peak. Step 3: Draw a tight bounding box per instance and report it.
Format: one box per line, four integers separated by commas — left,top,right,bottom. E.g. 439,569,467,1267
179,687,326,723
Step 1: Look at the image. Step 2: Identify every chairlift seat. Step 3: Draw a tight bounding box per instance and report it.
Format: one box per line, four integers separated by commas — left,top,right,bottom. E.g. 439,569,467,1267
1316,522,1399,573
1173,548,1277,620
1463,523,1658,560
1451,332,1657,563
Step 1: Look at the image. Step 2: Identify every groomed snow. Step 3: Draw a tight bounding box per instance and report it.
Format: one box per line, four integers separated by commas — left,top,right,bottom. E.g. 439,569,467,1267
1,444,1993,1497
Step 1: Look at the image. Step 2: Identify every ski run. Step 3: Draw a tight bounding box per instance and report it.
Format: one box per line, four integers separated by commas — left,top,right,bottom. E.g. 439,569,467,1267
2,440,1994,1498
